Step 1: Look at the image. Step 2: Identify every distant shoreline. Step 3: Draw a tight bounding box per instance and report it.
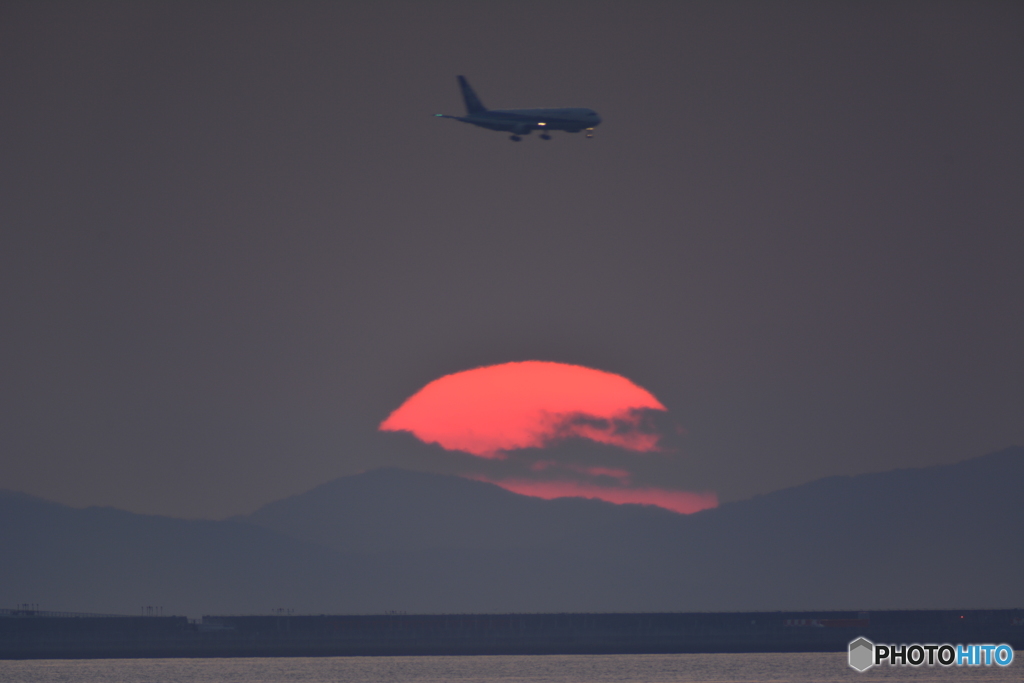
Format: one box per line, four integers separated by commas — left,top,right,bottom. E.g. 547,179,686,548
2,609,1021,660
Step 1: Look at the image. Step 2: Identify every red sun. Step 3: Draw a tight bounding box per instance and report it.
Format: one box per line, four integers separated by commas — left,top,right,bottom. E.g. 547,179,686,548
379,361,666,457
379,360,718,514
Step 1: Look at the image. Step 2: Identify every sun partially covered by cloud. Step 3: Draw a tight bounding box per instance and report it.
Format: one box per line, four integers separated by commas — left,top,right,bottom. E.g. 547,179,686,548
380,361,666,457
379,361,717,514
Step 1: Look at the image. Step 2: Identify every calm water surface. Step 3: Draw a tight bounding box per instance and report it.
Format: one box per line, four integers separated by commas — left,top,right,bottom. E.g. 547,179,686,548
1,652,1020,683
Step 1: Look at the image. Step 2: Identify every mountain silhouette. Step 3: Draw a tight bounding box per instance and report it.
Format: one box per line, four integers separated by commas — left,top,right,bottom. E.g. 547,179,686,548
2,447,1020,617
239,467,679,555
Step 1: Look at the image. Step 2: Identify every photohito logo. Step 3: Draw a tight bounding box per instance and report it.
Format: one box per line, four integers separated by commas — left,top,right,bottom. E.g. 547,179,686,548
848,637,1014,672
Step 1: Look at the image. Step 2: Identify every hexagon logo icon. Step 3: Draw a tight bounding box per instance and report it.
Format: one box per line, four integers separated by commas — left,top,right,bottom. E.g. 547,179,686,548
849,637,875,672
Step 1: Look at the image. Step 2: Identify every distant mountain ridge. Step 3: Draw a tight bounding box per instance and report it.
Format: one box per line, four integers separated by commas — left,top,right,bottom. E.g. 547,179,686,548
238,466,679,555
2,447,1021,617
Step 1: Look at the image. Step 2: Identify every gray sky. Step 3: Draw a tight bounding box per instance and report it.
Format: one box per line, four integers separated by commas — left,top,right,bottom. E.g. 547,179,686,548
2,1,1021,519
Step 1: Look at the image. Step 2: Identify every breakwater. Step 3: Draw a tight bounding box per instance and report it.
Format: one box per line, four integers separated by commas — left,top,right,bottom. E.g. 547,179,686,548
2,609,1021,659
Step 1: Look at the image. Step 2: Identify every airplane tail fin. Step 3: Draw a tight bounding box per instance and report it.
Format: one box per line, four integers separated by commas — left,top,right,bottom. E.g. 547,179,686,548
457,75,487,114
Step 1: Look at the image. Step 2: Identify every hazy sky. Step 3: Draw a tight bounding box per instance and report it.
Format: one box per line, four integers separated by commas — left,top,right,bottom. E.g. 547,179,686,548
2,1,1021,519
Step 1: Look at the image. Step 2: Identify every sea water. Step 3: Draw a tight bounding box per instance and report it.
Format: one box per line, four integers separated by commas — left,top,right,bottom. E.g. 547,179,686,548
0,652,1020,683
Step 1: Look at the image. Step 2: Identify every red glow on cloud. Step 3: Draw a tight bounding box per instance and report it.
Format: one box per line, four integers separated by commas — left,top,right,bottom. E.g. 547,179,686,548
530,461,632,483
379,361,666,457
470,476,718,515
581,466,632,482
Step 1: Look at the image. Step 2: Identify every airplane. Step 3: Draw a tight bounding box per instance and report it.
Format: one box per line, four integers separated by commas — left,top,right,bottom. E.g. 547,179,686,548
436,76,602,142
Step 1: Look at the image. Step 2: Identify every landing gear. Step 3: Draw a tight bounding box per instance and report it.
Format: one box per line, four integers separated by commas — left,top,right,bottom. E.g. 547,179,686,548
539,133,552,140
509,135,522,142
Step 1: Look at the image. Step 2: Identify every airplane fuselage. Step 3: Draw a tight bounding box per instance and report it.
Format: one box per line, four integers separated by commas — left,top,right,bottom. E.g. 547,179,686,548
451,108,601,134
438,77,601,140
